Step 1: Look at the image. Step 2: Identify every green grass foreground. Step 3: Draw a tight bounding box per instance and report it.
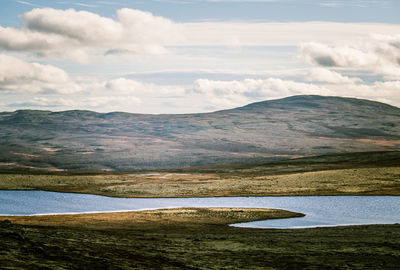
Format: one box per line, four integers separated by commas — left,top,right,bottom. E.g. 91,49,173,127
0,209,399,269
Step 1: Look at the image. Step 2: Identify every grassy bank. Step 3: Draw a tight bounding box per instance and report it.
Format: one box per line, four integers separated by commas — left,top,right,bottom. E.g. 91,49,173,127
0,208,304,231
0,151,399,197
0,209,399,269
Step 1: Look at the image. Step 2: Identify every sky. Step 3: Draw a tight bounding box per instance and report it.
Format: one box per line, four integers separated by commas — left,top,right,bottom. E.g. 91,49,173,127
0,0,399,113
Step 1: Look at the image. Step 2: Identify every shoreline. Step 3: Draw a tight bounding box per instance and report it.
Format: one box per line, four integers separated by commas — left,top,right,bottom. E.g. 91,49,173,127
1,187,399,198
1,188,400,201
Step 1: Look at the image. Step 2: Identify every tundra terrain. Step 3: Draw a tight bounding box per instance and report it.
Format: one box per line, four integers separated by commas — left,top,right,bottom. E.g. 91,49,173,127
0,209,399,269
1,95,399,171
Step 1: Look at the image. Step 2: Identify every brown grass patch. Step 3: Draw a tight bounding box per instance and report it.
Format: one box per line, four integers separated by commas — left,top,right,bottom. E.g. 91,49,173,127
0,208,303,231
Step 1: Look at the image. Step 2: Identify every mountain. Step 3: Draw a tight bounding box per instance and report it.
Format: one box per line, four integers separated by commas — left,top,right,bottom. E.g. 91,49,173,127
0,95,399,171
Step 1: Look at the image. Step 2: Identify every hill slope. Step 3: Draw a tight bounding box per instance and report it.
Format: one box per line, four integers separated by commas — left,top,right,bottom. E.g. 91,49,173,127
0,95,399,170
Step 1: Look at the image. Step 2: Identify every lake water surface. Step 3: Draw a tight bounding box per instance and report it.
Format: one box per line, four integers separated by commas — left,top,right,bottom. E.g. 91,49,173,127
0,191,399,229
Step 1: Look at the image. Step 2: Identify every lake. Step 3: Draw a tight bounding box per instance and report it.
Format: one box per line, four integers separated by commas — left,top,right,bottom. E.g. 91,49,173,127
0,191,399,229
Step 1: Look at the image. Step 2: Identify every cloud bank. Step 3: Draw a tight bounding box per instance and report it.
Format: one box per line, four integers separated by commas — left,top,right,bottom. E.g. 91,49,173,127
1,7,400,112
0,54,82,94
1,7,399,63
0,54,182,97
301,34,400,79
306,68,362,84
6,96,142,111
0,8,180,62
182,22,400,46
2,49,400,112
191,78,332,106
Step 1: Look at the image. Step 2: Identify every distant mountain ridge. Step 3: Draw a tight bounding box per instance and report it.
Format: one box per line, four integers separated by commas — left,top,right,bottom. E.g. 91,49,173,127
1,95,399,171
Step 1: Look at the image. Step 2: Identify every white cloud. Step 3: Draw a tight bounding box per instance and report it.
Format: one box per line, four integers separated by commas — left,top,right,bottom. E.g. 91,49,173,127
192,78,330,96
182,22,400,46
0,54,83,94
191,78,331,107
2,61,400,111
0,54,68,83
22,8,121,43
306,68,362,84
319,1,390,8
2,8,400,62
0,8,180,62
16,1,36,6
6,96,142,110
74,2,97,8
319,1,342,7
105,78,185,95
301,34,400,79
105,78,150,94
0,54,187,96
324,80,400,106
190,76,400,109
301,42,377,67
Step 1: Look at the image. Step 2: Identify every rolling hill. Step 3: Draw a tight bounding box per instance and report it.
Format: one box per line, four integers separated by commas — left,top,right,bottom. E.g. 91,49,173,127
0,95,399,171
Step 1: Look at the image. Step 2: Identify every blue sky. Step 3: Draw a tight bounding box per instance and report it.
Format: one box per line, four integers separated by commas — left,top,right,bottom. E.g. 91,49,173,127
0,0,400,113
2,0,399,24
